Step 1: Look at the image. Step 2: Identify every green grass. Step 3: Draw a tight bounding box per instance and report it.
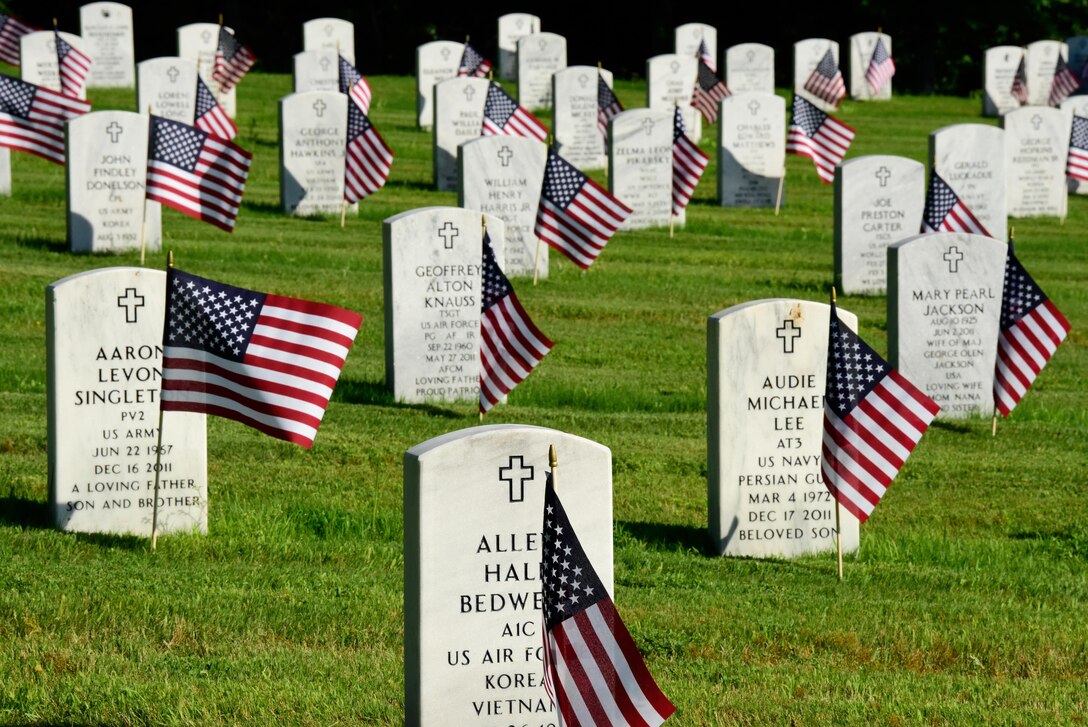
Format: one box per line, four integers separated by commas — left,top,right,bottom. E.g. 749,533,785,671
1,73,1087,725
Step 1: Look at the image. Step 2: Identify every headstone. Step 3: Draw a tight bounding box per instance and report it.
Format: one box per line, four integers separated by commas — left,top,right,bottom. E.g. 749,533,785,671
718,93,785,208
516,32,566,110
416,40,464,129
675,23,717,69
137,57,197,123
646,54,701,141
725,43,775,95
609,108,676,229
1060,95,1088,195
707,299,861,558
497,12,539,81
404,424,612,726
552,65,612,170
80,2,134,88
432,77,489,192
279,91,350,216
302,18,354,64
834,155,925,294
794,38,840,113
1065,35,1088,95
20,31,90,99
458,136,547,279
930,124,1007,240
383,206,506,404
1002,107,1070,218
66,111,161,253
983,46,1025,117
1025,40,1067,108
848,32,892,100
0,149,10,196
177,23,236,118
888,232,1006,418
46,267,207,536
292,49,339,94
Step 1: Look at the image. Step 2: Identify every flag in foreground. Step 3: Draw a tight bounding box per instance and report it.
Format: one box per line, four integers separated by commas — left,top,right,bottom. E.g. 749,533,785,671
479,232,553,413
803,48,846,108
146,115,252,232
1049,55,1079,107
541,472,675,727
787,94,855,184
822,303,939,523
161,267,362,448
865,37,896,94
344,100,393,204
458,42,493,78
54,29,91,98
339,53,372,114
0,14,37,66
1011,56,1029,105
696,38,715,71
482,81,548,141
920,170,990,236
213,26,256,92
597,72,623,141
672,106,708,215
1066,114,1088,181
0,72,90,164
535,149,633,269
993,242,1071,416
691,60,730,124
194,75,237,141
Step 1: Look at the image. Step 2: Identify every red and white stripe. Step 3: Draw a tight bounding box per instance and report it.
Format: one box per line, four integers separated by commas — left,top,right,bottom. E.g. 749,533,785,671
923,201,989,237
672,133,708,215
479,295,553,413
0,14,36,66
345,126,393,203
482,107,548,141
0,82,89,164
536,179,632,269
994,301,1070,416
691,85,729,124
348,77,372,114
57,38,91,99
195,103,237,141
147,135,252,232
787,116,855,184
1066,146,1088,181
804,71,845,107
866,57,895,95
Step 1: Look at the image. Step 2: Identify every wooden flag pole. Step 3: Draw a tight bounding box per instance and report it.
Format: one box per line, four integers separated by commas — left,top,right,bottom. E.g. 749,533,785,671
831,286,844,581
150,250,175,551
340,202,347,228
549,444,558,489
993,227,1015,436
532,239,542,285
774,165,786,216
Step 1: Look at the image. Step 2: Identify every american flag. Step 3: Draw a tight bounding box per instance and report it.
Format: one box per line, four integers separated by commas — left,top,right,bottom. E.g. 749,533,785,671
1065,114,1088,181
482,81,548,141
535,148,633,269
145,115,252,232
920,170,990,236
161,267,362,449
479,231,553,414
803,48,846,108
344,100,393,204
0,72,89,164
672,106,708,215
597,72,623,142
691,59,730,124
865,37,896,95
1048,55,1079,107
696,38,715,71
54,29,91,99
993,242,1071,417
0,13,37,66
541,472,675,727
194,75,237,141
212,26,256,93
339,53,372,114
822,303,939,523
786,94,855,184
1010,56,1029,105
457,42,492,78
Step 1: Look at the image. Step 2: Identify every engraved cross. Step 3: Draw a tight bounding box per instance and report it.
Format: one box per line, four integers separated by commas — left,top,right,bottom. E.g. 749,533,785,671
117,288,145,324
943,245,964,273
875,166,891,187
105,122,123,143
1031,114,1043,130
497,145,513,167
748,99,761,116
313,99,327,117
319,56,331,72
463,85,476,102
641,117,655,136
776,319,801,354
499,455,534,503
438,221,459,249
167,66,180,83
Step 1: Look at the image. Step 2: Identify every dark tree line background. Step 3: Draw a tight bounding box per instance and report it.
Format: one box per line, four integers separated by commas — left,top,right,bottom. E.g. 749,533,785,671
10,0,1088,95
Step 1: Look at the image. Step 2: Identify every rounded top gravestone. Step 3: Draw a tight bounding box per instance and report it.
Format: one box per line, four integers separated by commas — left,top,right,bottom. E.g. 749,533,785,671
302,18,354,64
726,43,775,95
79,2,134,88
415,40,464,129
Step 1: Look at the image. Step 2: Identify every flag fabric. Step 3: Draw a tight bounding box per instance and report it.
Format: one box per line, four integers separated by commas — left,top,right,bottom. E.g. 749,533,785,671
672,106,708,215
161,267,362,449
457,42,492,78
920,170,990,236
597,72,623,141
1011,56,1029,105
212,26,256,92
691,59,730,124
344,100,393,204
482,81,548,141
822,303,939,523
993,242,1071,416
54,29,91,99
541,472,675,727
803,48,846,108
145,115,252,232
696,38,715,71
338,53,372,114
479,232,553,413
0,72,90,164
1065,114,1088,181
865,37,896,94
0,14,37,66
194,75,237,141
786,94,855,184
535,148,633,269
1048,55,1079,107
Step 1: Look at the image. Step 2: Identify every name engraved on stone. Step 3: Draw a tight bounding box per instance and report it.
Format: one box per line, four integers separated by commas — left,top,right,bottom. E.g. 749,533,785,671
719,93,785,208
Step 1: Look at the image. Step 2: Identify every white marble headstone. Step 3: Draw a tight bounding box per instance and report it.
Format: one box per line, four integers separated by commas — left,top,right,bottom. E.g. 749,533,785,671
416,40,463,129
137,57,197,123
1060,95,1088,195
66,111,161,253
432,77,489,192
516,32,566,110
930,123,1007,240
647,54,700,141
279,91,349,216
302,18,354,64
0,149,9,197
1002,107,1070,218
552,65,612,170
292,49,339,94
1025,40,1067,108
794,38,840,113
718,93,785,208
675,23,717,70
609,108,676,229
983,46,1025,117
848,32,892,100
80,2,134,88
405,424,612,726
177,23,236,118
21,31,89,99
498,13,539,81
834,155,925,294
726,43,775,95
47,267,207,536
708,299,861,558
888,232,1006,419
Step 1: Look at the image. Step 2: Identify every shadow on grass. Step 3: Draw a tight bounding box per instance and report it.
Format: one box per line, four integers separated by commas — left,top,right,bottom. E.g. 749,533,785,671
14,236,68,254
617,520,716,556
931,419,976,434
333,379,465,419
242,200,288,214
0,495,50,529
385,178,441,193
1009,528,1088,558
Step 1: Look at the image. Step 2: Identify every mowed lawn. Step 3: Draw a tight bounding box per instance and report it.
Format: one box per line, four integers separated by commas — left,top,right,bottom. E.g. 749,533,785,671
0,71,1086,725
